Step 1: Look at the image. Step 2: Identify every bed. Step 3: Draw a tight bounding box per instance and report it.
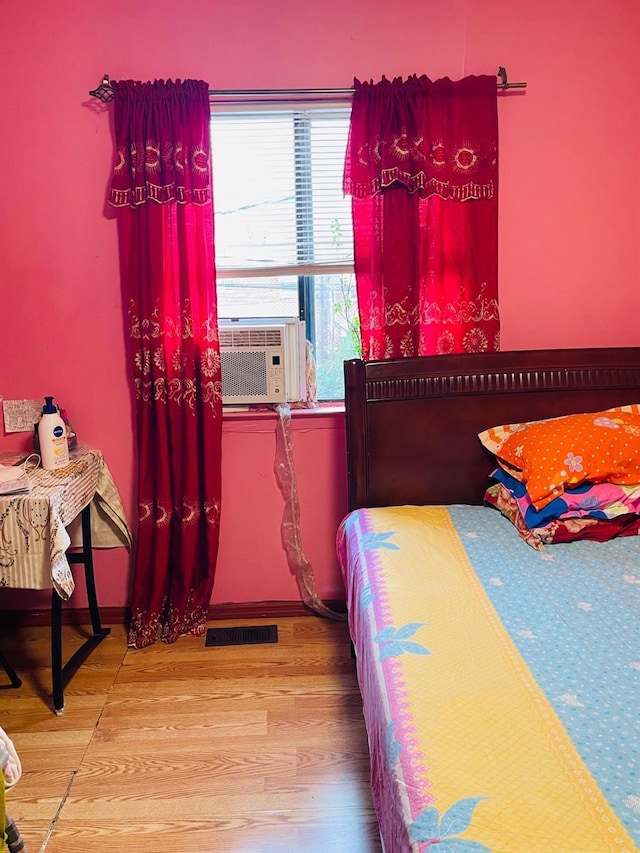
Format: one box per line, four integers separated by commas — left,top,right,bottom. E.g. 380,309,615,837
337,347,640,853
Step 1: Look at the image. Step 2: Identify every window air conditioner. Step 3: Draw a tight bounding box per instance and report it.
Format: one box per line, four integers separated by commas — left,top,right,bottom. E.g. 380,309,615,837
219,319,307,405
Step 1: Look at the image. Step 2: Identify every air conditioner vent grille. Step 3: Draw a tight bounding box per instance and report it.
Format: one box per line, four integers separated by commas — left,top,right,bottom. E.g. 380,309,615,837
219,327,283,348
220,350,269,397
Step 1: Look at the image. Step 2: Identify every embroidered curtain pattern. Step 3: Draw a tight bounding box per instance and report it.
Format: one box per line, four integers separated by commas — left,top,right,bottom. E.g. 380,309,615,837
344,74,500,359
110,79,223,648
110,79,212,207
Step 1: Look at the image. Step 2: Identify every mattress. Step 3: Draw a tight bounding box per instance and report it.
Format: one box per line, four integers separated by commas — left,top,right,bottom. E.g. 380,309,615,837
337,504,640,853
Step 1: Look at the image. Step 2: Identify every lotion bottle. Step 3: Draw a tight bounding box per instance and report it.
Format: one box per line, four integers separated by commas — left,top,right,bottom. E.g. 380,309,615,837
38,397,70,470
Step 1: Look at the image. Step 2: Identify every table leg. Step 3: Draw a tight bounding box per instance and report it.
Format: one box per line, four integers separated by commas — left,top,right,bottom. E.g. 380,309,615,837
51,590,64,713
0,649,22,689
80,503,106,637
52,504,111,714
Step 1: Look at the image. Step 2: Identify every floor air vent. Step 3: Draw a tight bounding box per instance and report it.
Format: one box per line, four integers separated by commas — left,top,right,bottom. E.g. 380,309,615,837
205,624,278,647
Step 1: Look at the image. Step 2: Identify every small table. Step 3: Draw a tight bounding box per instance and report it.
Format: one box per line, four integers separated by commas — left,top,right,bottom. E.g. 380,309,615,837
0,449,131,713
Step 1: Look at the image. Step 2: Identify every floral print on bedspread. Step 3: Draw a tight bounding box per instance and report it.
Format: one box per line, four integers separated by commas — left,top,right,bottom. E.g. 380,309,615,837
447,505,640,848
338,508,491,852
338,504,640,852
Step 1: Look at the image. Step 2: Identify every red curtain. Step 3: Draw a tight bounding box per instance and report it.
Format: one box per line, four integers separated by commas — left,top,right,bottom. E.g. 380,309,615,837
344,75,500,359
110,79,223,648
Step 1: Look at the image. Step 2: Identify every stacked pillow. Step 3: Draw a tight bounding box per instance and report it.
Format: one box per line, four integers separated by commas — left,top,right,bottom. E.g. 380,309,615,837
479,404,640,549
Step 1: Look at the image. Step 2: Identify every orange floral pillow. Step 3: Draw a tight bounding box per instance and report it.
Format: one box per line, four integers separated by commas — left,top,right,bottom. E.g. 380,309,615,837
480,407,640,510
478,403,640,456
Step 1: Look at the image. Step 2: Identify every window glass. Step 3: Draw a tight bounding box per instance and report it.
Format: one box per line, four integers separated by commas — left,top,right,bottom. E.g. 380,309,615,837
211,108,359,400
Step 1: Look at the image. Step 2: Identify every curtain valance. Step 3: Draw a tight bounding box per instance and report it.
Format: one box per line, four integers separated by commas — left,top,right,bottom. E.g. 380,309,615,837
343,74,498,201
109,79,211,208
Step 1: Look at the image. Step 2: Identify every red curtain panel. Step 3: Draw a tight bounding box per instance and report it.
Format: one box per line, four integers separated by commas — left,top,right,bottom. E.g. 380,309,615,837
110,79,223,648
344,74,500,359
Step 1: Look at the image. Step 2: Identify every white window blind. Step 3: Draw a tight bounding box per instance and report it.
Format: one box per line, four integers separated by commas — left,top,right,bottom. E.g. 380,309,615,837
211,109,354,279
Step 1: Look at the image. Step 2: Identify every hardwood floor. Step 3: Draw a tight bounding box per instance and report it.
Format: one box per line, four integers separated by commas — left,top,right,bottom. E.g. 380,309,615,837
0,616,382,852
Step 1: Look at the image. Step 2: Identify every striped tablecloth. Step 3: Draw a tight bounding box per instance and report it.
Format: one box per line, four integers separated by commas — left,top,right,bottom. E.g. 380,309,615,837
0,449,132,598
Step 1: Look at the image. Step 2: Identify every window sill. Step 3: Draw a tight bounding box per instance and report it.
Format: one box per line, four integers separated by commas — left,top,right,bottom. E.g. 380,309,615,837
222,402,345,421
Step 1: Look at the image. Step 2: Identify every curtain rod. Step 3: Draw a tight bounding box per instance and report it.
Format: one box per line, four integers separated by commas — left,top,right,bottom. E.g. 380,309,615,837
89,67,526,104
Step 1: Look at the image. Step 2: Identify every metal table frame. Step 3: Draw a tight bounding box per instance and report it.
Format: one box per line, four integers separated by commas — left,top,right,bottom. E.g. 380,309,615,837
0,503,110,714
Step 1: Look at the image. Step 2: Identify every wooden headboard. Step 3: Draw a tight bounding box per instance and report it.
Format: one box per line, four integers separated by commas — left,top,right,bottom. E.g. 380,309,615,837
344,347,640,511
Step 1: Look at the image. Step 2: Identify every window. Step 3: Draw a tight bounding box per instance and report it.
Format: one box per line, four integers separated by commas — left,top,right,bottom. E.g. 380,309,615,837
210,108,359,400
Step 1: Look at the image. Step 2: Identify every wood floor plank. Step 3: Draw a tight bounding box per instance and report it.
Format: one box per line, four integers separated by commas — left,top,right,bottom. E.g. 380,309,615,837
0,696,109,733
93,709,269,743
115,656,356,682
43,811,382,853
0,616,382,852
57,786,376,820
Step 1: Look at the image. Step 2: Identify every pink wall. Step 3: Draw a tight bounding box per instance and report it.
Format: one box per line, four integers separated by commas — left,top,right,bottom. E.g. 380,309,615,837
2,0,640,612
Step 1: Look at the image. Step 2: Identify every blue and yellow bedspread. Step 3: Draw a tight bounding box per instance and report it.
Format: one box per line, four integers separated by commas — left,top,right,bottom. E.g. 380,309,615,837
337,505,640,853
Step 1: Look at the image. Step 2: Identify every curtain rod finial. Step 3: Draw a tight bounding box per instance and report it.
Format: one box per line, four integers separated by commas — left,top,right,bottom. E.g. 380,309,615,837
90,74,114,103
